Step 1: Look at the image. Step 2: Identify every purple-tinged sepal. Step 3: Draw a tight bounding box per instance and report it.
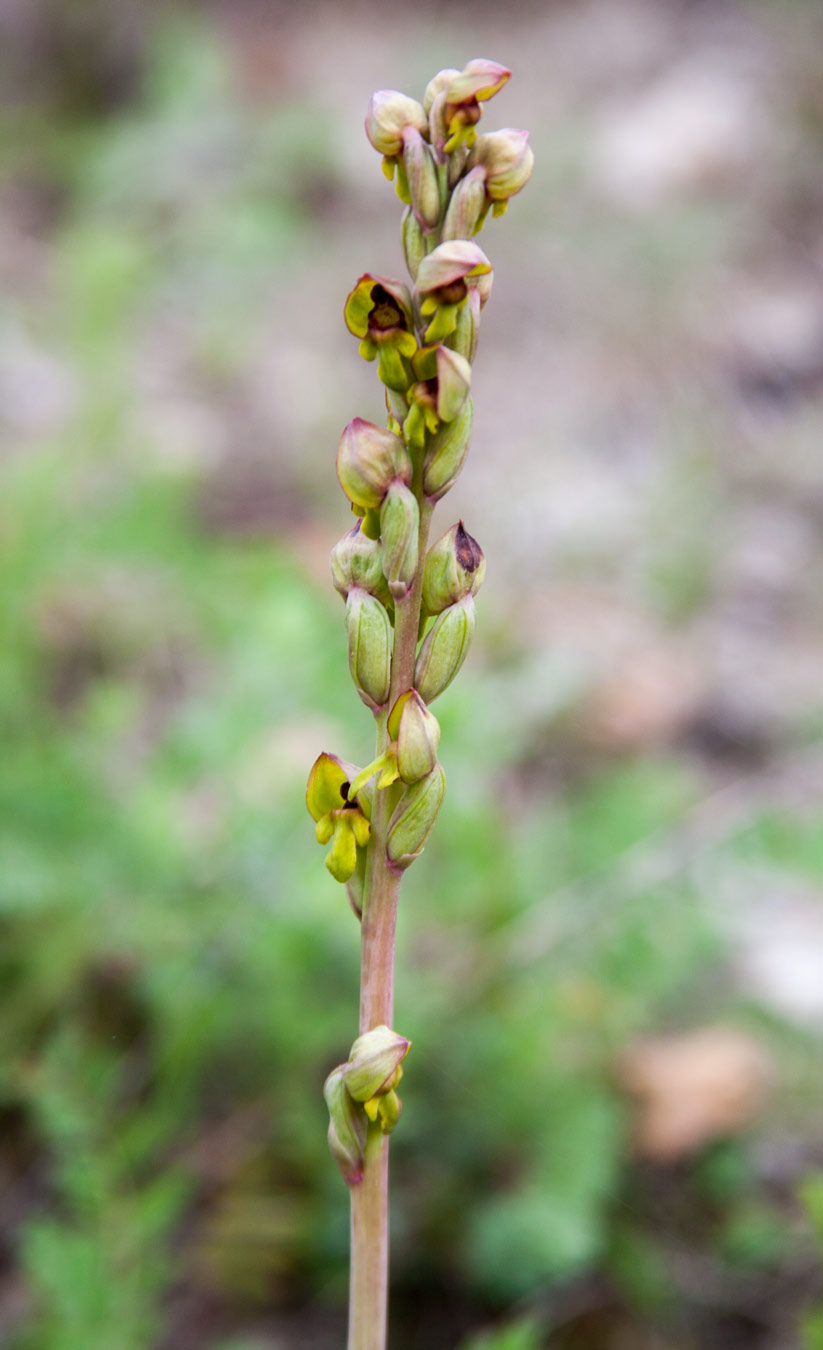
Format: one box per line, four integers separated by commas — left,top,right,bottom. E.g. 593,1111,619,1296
467,128,534,205
365,90,428,157
336,417,411,514
441,58,511,154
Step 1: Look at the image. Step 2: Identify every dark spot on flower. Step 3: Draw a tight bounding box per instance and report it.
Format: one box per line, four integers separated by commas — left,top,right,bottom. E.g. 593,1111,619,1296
455,521,483,572
370,284,405,332
434,279,468,305
340,780,350,800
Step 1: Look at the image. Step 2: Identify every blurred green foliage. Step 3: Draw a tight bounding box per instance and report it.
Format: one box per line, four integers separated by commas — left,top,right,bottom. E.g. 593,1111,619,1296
0,13,820,1349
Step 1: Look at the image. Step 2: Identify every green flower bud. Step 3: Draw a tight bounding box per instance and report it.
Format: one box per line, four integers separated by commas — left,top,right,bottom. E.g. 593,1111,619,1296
330,520,392,607
414,594,475,703
422,397,473,500
365,90,428,157
423,68,461,115
467,128,534,202
402,127,440,231
324,1065,367,1186
422,521,486,616
380,480,419,601
346,587,392,712
441,166,487,240
336,417,411,513
386,763,446,867
343,1025,411,1102
401,207,426,281
387,689,441,784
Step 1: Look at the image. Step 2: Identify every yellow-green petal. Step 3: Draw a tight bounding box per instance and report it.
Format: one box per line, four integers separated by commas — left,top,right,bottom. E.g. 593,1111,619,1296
306,752,350,822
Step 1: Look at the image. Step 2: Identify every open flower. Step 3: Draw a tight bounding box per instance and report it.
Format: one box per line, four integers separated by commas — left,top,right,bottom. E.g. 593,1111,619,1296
415,241,492,342
344,274,418,390
306,752,372,883
430,59,511,154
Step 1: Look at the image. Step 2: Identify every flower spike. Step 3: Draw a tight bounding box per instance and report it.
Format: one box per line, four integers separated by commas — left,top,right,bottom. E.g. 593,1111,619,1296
308,61,532,1341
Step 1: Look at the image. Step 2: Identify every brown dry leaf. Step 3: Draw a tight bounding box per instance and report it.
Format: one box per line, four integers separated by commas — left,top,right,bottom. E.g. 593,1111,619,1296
617,1026,771,1161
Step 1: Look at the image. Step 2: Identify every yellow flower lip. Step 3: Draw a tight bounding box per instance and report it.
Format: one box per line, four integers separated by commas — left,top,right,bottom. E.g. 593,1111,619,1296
306,753,372,883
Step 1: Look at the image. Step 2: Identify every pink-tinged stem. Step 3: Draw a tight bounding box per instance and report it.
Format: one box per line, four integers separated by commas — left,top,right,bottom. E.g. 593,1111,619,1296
348,499,433,1350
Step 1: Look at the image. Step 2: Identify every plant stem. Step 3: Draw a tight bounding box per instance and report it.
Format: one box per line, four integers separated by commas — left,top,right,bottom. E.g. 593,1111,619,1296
348,497,433,1350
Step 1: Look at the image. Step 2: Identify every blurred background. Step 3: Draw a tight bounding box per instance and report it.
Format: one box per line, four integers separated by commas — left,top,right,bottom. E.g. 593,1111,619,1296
1,0,822,1346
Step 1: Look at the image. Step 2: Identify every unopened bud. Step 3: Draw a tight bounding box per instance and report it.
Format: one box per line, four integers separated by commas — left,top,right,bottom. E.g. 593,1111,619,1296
387,763,446,867
380,480,419,600
388,689,441,783
401,208,426,280
366,90,428,157
422,398,473,500
441,166,487,240
346,587,392,711
403,128,440,230
344,1025,411,1101
422,521,486,615
423,68,461,115
414,594,475,702
337,418,411,513
324,1066,367,1186
330,521,391,605
468,128,534,201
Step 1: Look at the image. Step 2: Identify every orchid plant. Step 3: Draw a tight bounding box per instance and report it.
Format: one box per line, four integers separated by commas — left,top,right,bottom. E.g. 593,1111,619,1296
306,59,533,1350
